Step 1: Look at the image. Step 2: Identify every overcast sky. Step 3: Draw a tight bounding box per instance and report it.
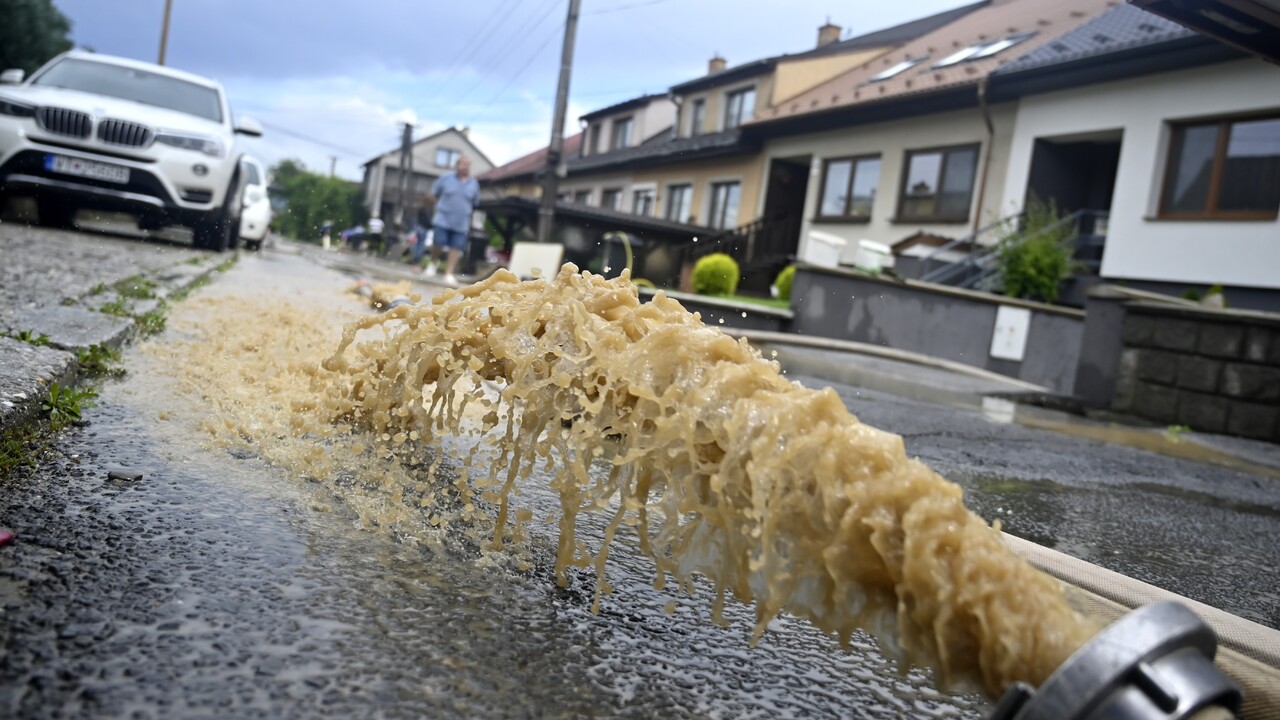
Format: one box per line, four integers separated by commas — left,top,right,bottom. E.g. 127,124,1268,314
54,0,962,180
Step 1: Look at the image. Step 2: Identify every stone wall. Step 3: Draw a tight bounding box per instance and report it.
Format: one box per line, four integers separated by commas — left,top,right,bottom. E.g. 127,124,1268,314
1112,302,1280,441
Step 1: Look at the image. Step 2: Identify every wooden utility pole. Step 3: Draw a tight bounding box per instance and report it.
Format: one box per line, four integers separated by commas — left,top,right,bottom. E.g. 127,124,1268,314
329,156,337,178
157,0,174,66
394,122,413,232
536,0,582,245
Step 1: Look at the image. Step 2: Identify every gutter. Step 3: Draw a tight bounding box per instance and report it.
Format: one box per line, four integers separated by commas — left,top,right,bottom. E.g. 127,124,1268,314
971,76,996,235
668,91,683,141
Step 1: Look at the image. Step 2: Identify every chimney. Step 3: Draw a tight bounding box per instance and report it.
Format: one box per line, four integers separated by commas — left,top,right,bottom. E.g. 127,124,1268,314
459,126,470,137
817,20,841,47
708,54,727,75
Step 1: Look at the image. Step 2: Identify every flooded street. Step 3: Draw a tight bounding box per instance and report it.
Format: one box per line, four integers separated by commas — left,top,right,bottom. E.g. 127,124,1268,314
2,245,1276,718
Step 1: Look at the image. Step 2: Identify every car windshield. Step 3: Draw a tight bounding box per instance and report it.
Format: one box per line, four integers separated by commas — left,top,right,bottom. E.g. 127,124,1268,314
32,57,223,123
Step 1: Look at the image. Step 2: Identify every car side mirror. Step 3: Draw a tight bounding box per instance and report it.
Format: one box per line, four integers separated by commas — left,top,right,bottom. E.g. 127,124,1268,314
0,69,24,85
233,116,263,137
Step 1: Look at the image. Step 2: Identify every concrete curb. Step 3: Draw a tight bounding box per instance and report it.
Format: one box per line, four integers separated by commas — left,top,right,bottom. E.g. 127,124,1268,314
0,256,222,440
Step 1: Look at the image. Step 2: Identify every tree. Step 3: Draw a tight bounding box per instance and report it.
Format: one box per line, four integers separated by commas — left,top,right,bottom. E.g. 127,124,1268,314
0,0,74,75
268,159,368,242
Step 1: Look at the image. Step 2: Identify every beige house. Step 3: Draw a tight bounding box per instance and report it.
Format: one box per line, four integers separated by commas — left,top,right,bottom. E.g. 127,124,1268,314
361,126,493,227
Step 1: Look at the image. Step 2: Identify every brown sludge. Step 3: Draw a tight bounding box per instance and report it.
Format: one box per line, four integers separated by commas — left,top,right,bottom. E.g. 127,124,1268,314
322,264,1099,699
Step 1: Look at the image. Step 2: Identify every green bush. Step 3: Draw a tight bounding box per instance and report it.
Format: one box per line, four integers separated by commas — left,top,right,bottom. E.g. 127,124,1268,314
773,265,796,302
996,199,1075,303
692,253,740,296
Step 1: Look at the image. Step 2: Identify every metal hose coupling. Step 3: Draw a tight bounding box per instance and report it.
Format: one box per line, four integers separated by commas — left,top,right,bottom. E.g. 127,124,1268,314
989,602,1242,720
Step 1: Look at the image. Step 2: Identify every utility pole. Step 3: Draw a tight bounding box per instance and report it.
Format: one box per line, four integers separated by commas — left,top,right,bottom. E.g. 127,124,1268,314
157,0,174,66
329,156,337,178
394,122,413,233
536,0,582,245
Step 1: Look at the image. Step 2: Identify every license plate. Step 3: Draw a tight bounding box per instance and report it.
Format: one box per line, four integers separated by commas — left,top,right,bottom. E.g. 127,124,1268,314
44,154,130,184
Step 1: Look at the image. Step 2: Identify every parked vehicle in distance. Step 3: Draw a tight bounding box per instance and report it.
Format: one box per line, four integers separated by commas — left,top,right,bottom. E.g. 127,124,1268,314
0,50,262,251
238,155,270,251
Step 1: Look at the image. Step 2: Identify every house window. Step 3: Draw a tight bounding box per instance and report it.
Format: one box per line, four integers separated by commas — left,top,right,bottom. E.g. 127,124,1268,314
557,191,571,202
1160,115,1280,220
818,155,881,220
611,116,634,150
574,189,592,205
723,87,755,129
587,124,602,156
898,144,980,221
435,148,461,169
871,56,927,81
601,188,623,210
632,188,655,216
690,99,706,137
933,33,1035,68
708,181,741,229
664,184,692,223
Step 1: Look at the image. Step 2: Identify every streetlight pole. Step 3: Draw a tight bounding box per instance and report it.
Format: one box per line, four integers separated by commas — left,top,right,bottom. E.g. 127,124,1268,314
536,0,582,245
157,0,174,66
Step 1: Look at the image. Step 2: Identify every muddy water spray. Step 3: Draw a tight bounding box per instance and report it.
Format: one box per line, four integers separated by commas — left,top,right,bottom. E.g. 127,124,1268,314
319,265,1099,698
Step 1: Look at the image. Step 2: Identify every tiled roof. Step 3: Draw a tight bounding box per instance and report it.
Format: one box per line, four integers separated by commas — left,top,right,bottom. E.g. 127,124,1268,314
566,128,752,173
754,0,1120,124
993,4,1195,74
477,133,583,182
669,2,989,95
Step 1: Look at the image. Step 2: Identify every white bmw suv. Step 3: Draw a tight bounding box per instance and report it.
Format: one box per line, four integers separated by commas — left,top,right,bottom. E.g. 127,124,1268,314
0,51,262,251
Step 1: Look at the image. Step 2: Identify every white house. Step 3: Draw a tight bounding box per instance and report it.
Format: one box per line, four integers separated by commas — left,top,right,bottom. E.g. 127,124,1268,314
361,126,494,227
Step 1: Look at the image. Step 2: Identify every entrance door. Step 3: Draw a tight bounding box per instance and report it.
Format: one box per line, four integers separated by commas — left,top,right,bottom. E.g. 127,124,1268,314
762,156,810,257
1025,131,1122,277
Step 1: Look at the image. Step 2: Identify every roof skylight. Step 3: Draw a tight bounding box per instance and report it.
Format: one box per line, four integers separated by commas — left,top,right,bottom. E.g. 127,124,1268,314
871,56,928,81
933,33,1036,68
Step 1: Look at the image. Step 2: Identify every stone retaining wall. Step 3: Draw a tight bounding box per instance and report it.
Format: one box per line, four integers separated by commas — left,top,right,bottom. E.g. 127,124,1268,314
1112,303,1280,441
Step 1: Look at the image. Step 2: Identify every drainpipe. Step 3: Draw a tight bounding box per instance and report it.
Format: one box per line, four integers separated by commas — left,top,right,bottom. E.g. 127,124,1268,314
971,76,996,237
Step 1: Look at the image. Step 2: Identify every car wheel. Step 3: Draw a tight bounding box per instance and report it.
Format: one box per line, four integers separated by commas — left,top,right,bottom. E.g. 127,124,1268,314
192,173,243,252
244,239,261,252
37,199,77,230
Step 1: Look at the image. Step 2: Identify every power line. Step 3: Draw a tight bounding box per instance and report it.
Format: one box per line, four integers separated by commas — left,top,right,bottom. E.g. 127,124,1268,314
451,0,566,108
584,0,674,15
258,121,368,158
417,0,523,107
463,17,566,125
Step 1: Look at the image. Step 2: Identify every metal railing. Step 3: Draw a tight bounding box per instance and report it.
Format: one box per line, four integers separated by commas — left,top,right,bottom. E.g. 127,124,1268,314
918,209,1109,292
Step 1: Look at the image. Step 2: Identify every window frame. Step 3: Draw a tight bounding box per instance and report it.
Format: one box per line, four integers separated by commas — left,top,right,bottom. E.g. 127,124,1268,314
573,189,593,205
434,147,461,169
632,187,655,216
815,154,881,222
610,116,634,151
689,98,706,137
586,124,602,156
1157,113,1280,221
664,183,693,223
723,87,755,130
895,143,981,223
601,187,623,211
707,180,742,230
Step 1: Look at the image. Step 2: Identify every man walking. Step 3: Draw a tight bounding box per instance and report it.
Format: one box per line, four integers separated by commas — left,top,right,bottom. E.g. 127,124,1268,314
424,156,479,284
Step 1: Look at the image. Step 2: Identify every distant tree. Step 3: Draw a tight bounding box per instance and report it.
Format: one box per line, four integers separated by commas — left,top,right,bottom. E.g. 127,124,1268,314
268,159,367,242
0,0,74,75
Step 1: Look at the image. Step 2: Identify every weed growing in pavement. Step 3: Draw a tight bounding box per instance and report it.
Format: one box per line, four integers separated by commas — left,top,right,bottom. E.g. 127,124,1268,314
60,297,77,306
0,426,40,476
76,344,125,378
137,303,168,337
88,282,108,296
1,329,51,346
42,383,97,431
184,256,204,265
169,274,211,302
114,275,158,300
1164,424,1191,443
214,254,238,273
99,298,131,317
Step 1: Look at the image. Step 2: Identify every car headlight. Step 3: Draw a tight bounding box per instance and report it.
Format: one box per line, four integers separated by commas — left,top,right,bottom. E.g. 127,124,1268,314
155,132,225,158
0,96,36,117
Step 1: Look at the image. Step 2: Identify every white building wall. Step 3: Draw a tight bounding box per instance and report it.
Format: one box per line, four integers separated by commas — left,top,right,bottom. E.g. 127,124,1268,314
763,104,1018,265
1001,59,1280,290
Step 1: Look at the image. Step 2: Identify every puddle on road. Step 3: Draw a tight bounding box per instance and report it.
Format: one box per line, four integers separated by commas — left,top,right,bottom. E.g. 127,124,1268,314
83,251,990,718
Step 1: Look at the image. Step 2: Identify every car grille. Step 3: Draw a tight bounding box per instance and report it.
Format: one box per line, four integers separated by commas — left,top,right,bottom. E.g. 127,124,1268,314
35,106,92,138
98,119,154,148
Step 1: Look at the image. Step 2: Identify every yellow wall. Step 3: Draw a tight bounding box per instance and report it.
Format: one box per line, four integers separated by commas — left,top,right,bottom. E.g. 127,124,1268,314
632,153,765,229
772,48,884,106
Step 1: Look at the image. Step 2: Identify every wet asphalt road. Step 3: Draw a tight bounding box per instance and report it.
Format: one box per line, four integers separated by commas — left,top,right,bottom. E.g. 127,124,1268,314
1,240,1278,718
